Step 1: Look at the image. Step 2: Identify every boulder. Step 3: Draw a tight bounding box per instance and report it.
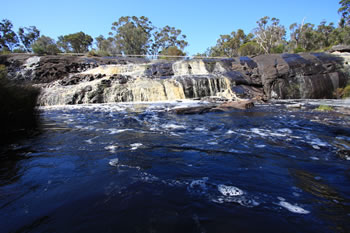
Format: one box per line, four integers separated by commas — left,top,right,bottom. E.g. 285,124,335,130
329,45,350,53
253,53,348,99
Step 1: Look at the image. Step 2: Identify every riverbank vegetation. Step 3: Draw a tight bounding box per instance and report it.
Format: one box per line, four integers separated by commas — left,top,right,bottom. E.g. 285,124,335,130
1,1,350,57
0,65,40,141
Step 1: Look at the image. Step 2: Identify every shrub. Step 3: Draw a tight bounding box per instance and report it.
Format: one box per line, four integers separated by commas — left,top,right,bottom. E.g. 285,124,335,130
294,46,306,53
238,41,261,56
32,36,60,55
87,49,111,57
342,83,350,98
159,46,186,60
271,44,285,54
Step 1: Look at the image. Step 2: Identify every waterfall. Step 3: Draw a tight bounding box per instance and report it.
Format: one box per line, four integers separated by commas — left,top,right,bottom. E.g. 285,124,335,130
38,60,239,106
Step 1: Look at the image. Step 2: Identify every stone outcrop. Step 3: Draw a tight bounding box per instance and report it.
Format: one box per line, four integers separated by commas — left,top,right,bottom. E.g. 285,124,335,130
252,53,347,99
0,54,148,83
0,53,348,106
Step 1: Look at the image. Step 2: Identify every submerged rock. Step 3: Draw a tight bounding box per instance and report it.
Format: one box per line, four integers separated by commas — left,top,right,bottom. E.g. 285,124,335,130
173,100,254,114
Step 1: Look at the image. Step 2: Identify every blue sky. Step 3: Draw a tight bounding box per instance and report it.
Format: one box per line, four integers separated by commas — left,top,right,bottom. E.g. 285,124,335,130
2,0,341,55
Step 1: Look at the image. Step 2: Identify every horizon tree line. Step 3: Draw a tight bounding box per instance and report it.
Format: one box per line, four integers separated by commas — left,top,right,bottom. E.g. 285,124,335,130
1,1,350,57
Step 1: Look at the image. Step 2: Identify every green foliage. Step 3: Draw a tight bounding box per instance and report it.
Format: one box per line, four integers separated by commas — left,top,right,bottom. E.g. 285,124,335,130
159,46,186,60
87,49,111,57
339,0,350,26
110,16,153,55
0,64,7,78
32,36,60,55
58,31,93,53
209,29,253,57
0,65,40,139
12,46,27,53
270,43,285,54
0,19,19,51
95,35,119,56
293,46,306,53
18,26,40,52
342,84,350,98
254,16,286,54
151,25,188,55
315,105,334,111
238,41,262,56
108,16,188,56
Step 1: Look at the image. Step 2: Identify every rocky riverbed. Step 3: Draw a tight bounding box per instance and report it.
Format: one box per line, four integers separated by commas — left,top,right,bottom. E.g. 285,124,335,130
0,99,349,233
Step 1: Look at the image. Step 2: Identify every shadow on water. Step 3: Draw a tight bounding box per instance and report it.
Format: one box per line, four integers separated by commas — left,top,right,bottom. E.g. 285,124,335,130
0,146,33,187
290,169,350,233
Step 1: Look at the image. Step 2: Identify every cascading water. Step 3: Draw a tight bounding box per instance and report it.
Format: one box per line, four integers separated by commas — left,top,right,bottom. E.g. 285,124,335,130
37,60,239,106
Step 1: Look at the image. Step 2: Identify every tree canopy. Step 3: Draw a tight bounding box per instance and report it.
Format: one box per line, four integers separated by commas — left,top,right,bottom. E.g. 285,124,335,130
18,26,40,52
32,36,60,55
0,19,18,51
1,1,350,57
57,32,93,53
109,16,154,55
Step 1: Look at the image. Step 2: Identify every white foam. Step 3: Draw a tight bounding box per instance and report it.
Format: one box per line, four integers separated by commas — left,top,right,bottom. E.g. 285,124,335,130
163,124,186,130
277,128,293,134
218,184,244,196
229,149,247,153
212,196,259,208
187,177,209,195
140,172,159,182
85,139,93,144
109,129,132,134
130,143,143,150
190,177,208,190
279,201,310,214
251,128,269,137
255,144,266,148
194,127,207,131
208,141,218,145
105,145,119,153
109,158,119,167
226,130,235,134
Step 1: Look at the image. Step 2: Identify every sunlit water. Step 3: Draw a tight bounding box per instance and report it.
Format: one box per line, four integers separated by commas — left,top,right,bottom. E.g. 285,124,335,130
1,101,350,233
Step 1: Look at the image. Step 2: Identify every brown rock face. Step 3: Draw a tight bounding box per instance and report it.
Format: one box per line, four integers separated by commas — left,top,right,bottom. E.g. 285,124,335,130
0,53,348,104
253,53,347,99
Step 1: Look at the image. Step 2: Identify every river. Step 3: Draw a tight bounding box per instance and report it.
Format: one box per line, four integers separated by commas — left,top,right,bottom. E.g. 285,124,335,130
1,100,350,233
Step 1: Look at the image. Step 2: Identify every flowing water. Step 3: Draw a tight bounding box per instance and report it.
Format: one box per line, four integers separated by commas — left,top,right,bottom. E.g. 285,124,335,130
1,101,350,233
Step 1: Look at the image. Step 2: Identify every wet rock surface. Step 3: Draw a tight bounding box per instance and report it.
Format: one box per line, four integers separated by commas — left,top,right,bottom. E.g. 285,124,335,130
0,53,349,105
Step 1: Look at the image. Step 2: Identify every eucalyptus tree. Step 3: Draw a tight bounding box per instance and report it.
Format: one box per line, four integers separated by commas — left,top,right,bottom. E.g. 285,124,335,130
0,19,18,51
58,32,93,53
32,35,60,55
253,16,286,54
95,35,120,56
151,25,188,55
18,26,40,52
209,29,253,57
339,0,350,26
109,16,154,55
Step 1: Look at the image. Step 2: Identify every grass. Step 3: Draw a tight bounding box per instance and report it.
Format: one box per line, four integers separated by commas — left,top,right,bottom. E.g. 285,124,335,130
315,105,334,112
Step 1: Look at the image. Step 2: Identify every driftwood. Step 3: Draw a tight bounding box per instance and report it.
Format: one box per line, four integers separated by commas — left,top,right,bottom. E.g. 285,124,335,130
173,100,254,115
